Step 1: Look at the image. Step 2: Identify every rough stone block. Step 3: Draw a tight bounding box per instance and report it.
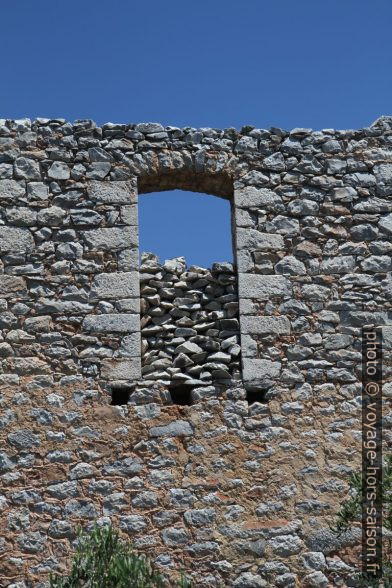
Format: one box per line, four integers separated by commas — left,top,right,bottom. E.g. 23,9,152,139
238,274,292,299
241,315,291,335
88,180,136,204
242,358,281,383
120,205,138,225
101,358,141,380
82,227,138,250
82,314,139,333
149,421,194,438
234,186,281,208
0,179,25,200
118,248,139,271
0,226,34,253
91,272,139,300
0,276,26,297
236,228,284,251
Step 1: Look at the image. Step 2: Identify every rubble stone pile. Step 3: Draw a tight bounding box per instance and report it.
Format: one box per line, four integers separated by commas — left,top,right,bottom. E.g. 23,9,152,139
140,253,241,392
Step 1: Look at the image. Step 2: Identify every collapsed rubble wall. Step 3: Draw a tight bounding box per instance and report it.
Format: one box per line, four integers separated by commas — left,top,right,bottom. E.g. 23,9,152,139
140,254,241,392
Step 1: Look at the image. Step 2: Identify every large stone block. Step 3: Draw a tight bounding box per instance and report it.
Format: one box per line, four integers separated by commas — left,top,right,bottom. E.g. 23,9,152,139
100,358,141,380
82,314,139,333
238,274,292,299
234,186,281,208
0,179,25,200
0,276,26,297
242,358,281,385
236,228,284,251
241,315,291,335
91,272,139,300
0,227,34,253
82,227,138,250
88,180,136,204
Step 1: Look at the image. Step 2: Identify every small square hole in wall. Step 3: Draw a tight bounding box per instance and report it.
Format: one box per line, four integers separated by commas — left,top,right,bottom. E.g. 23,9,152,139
110,387,131,406
246,389,267,405
169,384,193,406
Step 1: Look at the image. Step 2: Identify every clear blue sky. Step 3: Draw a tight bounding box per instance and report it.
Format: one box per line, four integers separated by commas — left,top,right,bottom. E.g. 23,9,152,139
2,0,391,266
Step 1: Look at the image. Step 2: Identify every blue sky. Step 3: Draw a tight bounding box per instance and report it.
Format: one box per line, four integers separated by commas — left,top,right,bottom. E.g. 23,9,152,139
2,0,391,266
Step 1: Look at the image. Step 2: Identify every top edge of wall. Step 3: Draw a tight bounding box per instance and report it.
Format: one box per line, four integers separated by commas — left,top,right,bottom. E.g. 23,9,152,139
1,116,392,136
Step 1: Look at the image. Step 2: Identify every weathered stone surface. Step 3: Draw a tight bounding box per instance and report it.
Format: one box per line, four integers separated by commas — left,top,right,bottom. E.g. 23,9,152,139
149,421,194,437
83,314,139,333
236,228,284,251
0,179,25,200
241,316,291,335
238,274,292,299
242,358,281,383
91,272,139,299
101,358,141,380
0,276,26,297
88,180,136,204
0,227,34,252
8,429,40,450
48,162,70,180
82,226,138,250
235,186,281,208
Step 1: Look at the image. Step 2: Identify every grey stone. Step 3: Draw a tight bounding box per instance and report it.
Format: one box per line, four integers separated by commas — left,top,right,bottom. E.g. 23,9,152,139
150,421,193,438
102,457,142,476
82,226,138,250
119,515,147,534
306,526,360,553
47,481,79,499
101,358,141,380
321,256,356,274
235,186,281,208
236,228,284,251
0,227,34,252
241,316,290,335
69,463,94,480
5,207,37,226
64,499,97,518
37,206,67,226
83,313,139,333
132,491,159,508
16,531,46,553
0,179,25,200
27,182,49,200
88,180,135,204
287,199,318,216
14,157,41,180
162,527,189,546
184,508,216,526
275,256,306,275
303,572,329,587
8,429,40,450
103,492,127,515
91,272,139,299
48,161,70,180
48,519,75,539
0,275,26,297
242,359,281,384
233,572,267,587
268,533,303,555
379,213,392,234
238,274,291,299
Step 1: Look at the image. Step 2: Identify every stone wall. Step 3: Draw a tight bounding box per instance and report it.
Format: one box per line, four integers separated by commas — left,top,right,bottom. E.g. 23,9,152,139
140,253,241,391
0,116,391,587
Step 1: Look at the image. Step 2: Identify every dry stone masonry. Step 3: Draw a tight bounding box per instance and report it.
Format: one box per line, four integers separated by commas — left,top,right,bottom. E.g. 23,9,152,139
140,253,241,391
0,116,391,587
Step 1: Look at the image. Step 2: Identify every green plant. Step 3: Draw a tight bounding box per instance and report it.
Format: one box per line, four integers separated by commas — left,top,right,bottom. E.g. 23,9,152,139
49,524,191,587
331,455,392,587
